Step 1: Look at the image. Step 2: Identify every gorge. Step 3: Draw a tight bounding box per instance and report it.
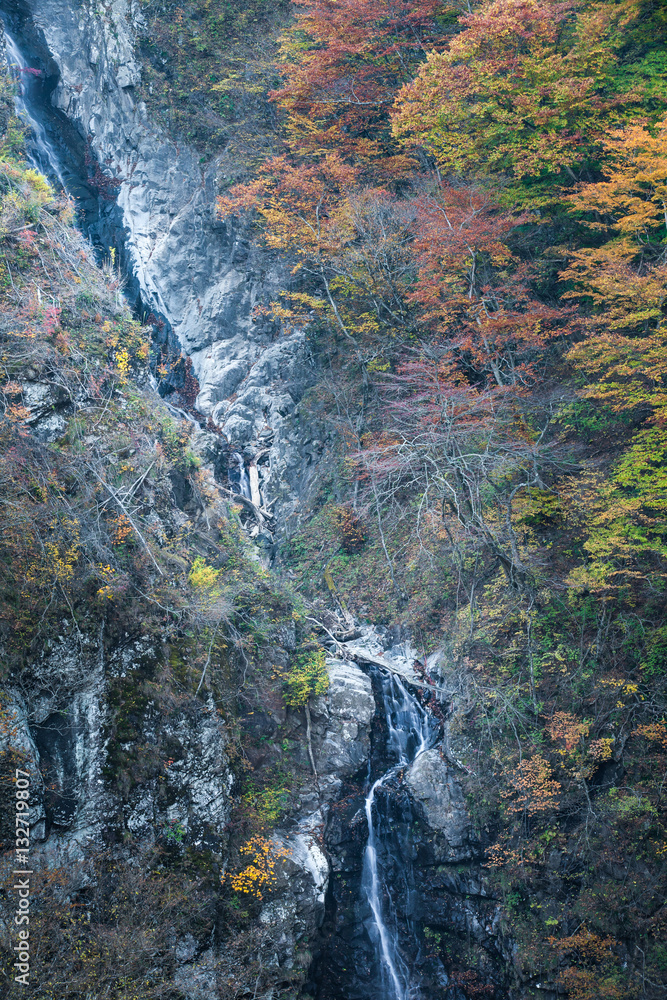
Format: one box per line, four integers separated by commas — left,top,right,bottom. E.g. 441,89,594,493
0,5,486,996
1,2,666,1000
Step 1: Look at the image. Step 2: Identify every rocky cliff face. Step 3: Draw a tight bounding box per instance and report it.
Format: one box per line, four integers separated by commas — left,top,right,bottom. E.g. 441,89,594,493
4,635,234,853
0,613,376,996
4,0,321,532
248,658,375,977
0,6,344,986
405,748,476,863
308,658,500,1000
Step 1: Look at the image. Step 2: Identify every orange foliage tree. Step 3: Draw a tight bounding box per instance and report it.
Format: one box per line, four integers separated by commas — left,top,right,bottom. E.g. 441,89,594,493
562,118,667,336
550,927,630,1000
501,754,561,818
561,118,667,590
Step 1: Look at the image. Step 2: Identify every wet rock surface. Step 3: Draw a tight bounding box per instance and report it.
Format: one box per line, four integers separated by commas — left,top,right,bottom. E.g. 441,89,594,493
242,657,375,980
309,655,508,1000
259,826,330,971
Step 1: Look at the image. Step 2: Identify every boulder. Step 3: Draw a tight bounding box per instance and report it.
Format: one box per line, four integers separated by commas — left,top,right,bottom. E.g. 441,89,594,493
405,748,476,861
311,659,375,795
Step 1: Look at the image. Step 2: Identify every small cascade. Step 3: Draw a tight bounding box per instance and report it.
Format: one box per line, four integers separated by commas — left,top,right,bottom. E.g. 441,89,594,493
4,31,68,191
361,670,434,1000
229,452,252,500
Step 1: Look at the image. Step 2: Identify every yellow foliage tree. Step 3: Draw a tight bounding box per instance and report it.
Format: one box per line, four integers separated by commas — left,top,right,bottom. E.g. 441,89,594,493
559,118,667,590
562,119,667,335
225,835,291,899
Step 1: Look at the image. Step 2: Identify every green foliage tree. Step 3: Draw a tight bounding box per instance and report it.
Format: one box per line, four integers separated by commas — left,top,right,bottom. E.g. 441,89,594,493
391,0,667,187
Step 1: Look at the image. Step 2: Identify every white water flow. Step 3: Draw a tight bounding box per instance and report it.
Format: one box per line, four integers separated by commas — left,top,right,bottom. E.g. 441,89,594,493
231,452,252,499
362,671,432,1000
4,31,68,190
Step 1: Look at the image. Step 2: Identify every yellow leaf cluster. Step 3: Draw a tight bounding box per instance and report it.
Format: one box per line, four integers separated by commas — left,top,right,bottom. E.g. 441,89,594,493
225,835,291,900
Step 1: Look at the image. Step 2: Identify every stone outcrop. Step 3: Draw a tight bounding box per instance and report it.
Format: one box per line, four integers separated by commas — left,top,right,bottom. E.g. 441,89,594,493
0,635,234,855
251,658,375,974
123,701,234,842
405,747,477,862
258,826,330,971
311,658,375,797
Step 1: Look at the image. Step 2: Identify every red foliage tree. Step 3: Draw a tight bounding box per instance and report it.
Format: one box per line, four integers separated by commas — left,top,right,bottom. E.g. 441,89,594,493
408,182,571,389
272,0,451,172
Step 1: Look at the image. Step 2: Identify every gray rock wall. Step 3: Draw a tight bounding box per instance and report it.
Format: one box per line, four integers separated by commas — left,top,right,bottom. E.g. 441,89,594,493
7,0,319,528
253,658,375,973
311,658,375,797
405,746,476,862
0,633,234,857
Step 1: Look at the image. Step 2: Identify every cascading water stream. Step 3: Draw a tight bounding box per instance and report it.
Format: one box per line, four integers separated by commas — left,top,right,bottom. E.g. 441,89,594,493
361,670,434,1000
4,30,68,191
230,451,252,500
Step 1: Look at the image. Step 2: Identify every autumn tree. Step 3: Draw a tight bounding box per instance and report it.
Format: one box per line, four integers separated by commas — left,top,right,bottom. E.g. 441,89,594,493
559,118,667,591
391,0,661,185
357,360,558,592
501,753,561,818
225,834,291,899
407,181,570,387
219,162,424,436
551,928,631,1000
348,179,574,595
272,0,451,172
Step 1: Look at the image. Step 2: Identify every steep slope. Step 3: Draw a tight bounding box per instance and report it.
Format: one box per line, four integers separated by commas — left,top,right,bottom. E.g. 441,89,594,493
2,0,320,535
0,103,369,999
1,2,667,1000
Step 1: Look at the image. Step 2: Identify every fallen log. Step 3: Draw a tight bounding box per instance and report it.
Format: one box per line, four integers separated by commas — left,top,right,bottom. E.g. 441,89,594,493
339,642,448,696
224,488,277,533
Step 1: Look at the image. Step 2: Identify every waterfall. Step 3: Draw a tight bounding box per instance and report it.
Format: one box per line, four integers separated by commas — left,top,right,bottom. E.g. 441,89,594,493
4,30,68,190
361,670,433,1000
229,452,252,500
